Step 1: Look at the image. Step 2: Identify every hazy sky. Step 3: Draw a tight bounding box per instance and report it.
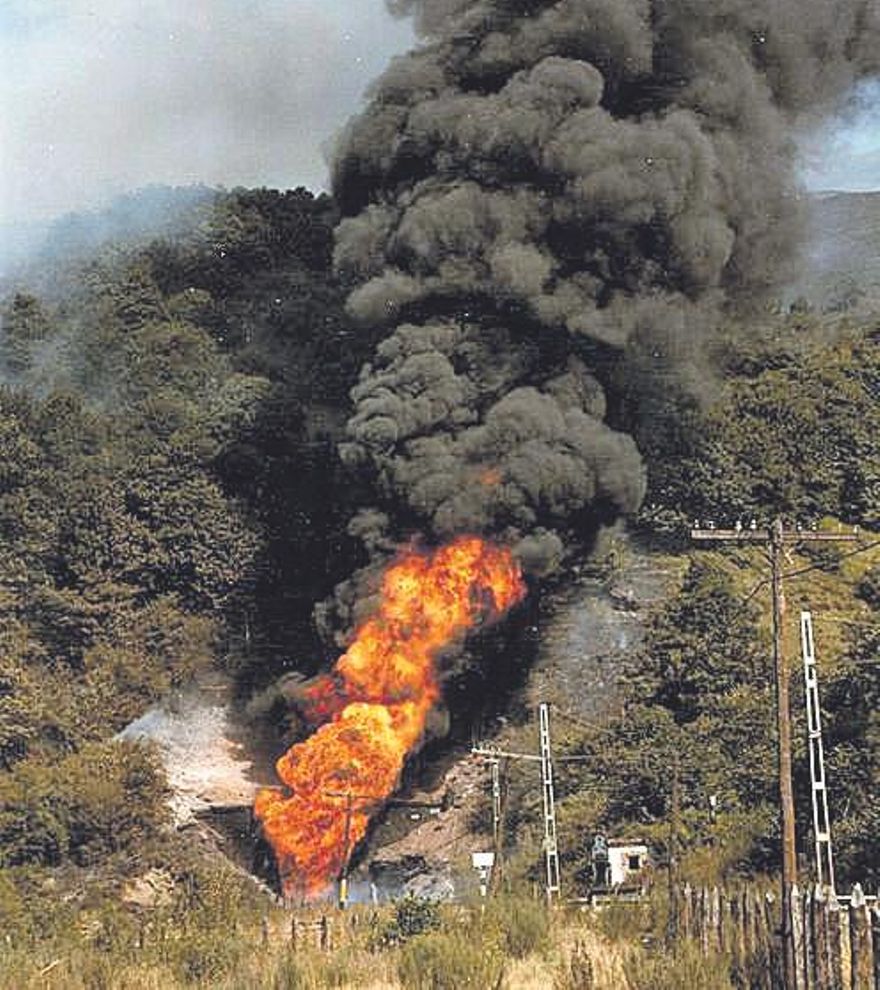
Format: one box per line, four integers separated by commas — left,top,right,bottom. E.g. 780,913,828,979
0,0,877,230
800,79,880,193
0,0,413,226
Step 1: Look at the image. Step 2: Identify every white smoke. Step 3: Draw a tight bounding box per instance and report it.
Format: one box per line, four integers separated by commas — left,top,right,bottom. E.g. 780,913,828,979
118,683,259,825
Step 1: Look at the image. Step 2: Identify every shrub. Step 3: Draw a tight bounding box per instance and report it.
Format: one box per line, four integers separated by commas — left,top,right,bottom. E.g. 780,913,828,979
372,895,442,947
271,952,314,990
554,940,595,990
175,942,227,984
313,948,360,989
167,928,247,985
0,741,167,869
594,900,652,943
398,930,505,990
395,895,443,939
858,565,880,607
484,894,550,959
624,940,733,990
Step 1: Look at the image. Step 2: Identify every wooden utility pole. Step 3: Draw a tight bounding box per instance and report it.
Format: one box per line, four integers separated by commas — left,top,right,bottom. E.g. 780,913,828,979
667,751,682,943
489,757,505,893
691,518,859,990
340,791,354,908
324,789,375,910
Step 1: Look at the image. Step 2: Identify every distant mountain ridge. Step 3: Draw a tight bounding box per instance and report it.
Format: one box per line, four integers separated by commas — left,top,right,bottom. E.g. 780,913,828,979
0,185,216,282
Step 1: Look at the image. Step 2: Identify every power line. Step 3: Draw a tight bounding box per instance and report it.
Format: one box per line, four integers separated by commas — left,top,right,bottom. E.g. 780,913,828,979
712,535,878,619
781,538,880,581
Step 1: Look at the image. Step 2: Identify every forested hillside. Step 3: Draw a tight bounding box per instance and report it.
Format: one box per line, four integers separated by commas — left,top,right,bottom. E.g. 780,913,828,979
0,188,379,930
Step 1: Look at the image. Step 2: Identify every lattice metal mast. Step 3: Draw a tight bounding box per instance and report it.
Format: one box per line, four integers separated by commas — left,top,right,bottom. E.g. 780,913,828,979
538,703,562,903
800,611,836,892
472,703,568,903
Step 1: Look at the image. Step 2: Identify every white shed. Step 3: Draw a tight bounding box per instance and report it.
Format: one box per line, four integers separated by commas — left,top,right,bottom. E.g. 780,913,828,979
607,840,650,887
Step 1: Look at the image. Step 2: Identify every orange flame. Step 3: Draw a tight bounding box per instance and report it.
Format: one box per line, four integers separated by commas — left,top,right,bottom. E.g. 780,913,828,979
254,536,525,898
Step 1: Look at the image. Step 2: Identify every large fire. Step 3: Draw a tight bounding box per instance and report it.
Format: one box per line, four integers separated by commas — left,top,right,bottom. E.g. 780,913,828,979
254,536,525,898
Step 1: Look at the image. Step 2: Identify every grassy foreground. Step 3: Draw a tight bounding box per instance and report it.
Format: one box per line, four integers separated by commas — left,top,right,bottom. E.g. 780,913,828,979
0,886,740,990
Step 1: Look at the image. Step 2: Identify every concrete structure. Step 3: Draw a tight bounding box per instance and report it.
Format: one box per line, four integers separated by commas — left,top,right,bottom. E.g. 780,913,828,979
607,839,649,888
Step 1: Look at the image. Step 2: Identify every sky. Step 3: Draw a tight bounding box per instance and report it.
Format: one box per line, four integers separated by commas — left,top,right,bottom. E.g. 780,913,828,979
0,0,877,233
800,79,880,193
0,0,413,227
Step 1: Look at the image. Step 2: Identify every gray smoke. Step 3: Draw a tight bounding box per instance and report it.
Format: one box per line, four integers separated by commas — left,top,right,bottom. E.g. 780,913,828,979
330,0,880,576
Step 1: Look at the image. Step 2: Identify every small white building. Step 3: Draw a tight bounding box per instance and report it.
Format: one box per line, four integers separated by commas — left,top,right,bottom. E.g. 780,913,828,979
607,839,650,887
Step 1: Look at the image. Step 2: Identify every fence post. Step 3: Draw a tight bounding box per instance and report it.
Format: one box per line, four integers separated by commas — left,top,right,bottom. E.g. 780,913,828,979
730,890,744,976
669,881,680,944
848,885,872,990
802,886,815,990
871,901,880,990
742,889,753,961
813,886,830,990
792,883,806,990
711,886,722,954
320,915,331,952
766,891,784,990
699,887,710,955
828,889,843,990
754,890,774,990
681,883,693,940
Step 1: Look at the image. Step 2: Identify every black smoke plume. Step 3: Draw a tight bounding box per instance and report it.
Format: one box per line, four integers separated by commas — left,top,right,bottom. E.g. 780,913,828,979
328,0,879,588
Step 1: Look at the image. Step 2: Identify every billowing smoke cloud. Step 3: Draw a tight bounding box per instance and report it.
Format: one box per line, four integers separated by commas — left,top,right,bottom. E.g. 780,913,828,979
329,0,880,580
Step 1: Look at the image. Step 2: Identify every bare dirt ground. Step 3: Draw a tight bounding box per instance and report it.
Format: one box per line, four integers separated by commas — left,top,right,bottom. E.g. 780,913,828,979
370,753,490,863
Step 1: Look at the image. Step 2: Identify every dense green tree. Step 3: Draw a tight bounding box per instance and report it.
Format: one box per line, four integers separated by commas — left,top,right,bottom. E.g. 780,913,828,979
644,330,880,532
1,180,878,922
821,619,880,884
626,561,768,723
0,628,47,769
549,561,778,882
0,294,53,376
0,741,167,868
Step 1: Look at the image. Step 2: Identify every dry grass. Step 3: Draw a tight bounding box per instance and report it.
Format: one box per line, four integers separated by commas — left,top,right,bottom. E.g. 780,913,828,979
0,902,640,990
0,898,754,990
